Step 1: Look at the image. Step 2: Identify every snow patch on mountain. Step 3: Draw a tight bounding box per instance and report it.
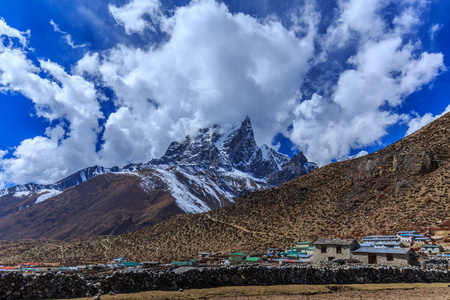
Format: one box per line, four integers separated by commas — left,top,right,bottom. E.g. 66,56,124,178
34,189,62,205
337,151,369,162
13,191,31,198
154,169,211,214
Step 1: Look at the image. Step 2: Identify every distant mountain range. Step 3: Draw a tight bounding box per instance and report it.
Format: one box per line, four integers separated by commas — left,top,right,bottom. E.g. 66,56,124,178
0,117,316,240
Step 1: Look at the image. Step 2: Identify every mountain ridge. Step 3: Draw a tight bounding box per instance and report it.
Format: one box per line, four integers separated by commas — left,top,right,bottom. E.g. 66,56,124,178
1,111,447,264
0,117,316,240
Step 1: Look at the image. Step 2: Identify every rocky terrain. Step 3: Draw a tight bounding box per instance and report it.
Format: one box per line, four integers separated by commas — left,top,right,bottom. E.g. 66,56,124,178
0,112,449,265
0,117,315,240
0,264,449,299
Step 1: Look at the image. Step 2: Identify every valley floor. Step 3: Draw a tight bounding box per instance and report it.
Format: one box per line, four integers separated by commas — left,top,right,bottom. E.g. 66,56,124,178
69,283,450,299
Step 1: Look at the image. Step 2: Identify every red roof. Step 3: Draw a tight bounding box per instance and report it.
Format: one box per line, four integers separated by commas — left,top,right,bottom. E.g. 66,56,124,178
19,263,39,266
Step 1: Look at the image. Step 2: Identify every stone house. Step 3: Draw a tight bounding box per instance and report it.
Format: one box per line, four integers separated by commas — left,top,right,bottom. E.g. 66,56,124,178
351,247,416,266
421,244,444,254
312,238,359,263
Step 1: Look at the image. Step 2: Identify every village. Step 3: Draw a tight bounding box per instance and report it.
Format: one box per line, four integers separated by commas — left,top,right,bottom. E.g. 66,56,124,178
1,230,449,274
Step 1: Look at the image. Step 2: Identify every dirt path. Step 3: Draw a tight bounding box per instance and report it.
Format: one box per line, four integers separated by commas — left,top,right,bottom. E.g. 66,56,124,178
213,287,450,300
78,283,450,300
205,214,270,236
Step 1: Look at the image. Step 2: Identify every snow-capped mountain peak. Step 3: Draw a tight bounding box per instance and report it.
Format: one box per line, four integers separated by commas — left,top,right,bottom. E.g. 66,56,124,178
0,117,317,238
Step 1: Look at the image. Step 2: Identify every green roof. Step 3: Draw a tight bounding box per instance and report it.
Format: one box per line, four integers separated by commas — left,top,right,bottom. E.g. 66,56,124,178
296,246,314,251
421,245,442,248
246,257,259,261
122,262,139,266
170,261,193,265
229,252,247,256
296,241,313,245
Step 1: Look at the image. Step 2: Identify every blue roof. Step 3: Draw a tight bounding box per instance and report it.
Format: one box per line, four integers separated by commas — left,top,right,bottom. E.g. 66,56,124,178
361,242,405,247
352,247,413,255
363,235,397,238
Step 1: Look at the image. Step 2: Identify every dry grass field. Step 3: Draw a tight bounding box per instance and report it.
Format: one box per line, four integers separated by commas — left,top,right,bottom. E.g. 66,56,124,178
68,283,450,300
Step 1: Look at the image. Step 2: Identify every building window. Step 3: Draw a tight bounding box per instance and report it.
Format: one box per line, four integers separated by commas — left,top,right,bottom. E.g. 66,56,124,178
336,246,342,254
321,246,327,253
387,254,393,261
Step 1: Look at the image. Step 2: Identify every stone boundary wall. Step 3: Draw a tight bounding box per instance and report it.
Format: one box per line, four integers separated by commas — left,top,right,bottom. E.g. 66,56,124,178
0,264,449,299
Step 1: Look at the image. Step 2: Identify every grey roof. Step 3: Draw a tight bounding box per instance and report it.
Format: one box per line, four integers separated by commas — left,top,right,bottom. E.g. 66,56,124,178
352,247,413,255
314,238,357,246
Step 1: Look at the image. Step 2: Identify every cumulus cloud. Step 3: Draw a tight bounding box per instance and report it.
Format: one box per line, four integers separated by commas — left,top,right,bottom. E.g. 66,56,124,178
0,20,102,185
289,0,444,165
0,0,446,186
109,0,161,34
50,19,89,49
95,0,317,166
406,104,450,136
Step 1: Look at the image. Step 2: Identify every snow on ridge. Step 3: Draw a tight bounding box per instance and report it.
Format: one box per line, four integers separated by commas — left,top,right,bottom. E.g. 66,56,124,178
34,189,63,205
154,169,210,214
337,150,369,162
179,170,223,207
214,124,238,150
224,168,267,183
80,171,87,183
114,170,141,176
13,191,31,198
139,176,159,193
260,144,270,160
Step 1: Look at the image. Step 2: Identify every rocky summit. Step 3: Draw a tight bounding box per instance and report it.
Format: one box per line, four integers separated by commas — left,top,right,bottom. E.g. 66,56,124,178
0,117,316,240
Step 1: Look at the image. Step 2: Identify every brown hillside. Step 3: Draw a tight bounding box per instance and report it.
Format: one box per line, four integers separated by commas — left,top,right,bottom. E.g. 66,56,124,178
0,173,183,240
1,112,449,264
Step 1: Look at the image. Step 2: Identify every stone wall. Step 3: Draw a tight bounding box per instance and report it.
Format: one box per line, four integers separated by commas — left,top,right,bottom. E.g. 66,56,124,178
0,264,449,299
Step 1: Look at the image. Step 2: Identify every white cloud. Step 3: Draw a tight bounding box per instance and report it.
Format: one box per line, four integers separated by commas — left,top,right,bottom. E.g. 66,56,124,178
50,19,89,49
430,23,443,40
0,24,103,186
406,104,450,136
109,0,162,34
0,18,29,47
95,0,317,167
0,0,446,187
289,0,444,165
73,52,101,76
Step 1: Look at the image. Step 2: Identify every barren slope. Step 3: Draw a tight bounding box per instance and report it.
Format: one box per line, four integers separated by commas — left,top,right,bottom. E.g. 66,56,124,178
1,112,449,264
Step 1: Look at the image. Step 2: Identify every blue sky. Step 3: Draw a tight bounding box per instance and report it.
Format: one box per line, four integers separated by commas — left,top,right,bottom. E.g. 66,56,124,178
0,0,449,187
